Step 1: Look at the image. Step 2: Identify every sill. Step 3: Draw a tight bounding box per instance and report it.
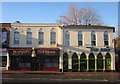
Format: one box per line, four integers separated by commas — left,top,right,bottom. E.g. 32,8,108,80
38,44,44,45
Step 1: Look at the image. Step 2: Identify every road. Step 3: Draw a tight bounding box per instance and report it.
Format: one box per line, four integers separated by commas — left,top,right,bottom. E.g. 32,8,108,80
1,73,120,84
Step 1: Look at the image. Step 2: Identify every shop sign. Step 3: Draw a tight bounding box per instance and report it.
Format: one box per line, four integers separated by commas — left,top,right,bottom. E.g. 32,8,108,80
37,50,59,56
10,50,31,56
90,47,111,52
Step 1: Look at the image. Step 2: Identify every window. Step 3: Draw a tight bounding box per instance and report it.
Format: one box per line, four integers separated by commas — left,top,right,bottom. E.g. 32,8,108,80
45,58,58,68
91,31,96,46
2,31,7,44
65,31,70,46
50,29,56,44
26,28,32,44
38,30,44,44
104,31,109,46
78,31,83,46
14,28,19,44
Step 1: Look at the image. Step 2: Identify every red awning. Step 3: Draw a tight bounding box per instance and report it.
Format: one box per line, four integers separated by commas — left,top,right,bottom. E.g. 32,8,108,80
9,48,32,50
9,47,60,50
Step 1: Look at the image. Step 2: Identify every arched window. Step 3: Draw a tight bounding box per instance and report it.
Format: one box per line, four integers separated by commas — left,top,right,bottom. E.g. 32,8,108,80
2,28,7,44
97,53,103,71
91,31,96,46
26,28,32,44
50,28,56,44
105,53,111,71
14,28,19,44
104,31,109,46
80,52,87,71
78,31,83,46
89,53,95,71
65,31,70,46
38,29,44,44
72,53,78,72
63,52,68,72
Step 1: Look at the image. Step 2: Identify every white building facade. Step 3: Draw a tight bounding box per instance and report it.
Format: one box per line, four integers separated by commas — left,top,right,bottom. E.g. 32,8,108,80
7,21,115,72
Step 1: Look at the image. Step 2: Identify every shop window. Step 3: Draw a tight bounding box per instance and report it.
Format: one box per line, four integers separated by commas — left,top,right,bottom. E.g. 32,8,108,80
64,31,70,46
63,52,68,72
45,58,58,68
1,56,7,67
89,53,95,71
38,31,44,44
104,31,109,46
78,31,83,46
97,53,103,70
14,28,19,44
72,53,78,72
91,31,96,46
80,52,87,71
50,28,56,44
26,28,32,44
19,56,31,67
105,53,111,71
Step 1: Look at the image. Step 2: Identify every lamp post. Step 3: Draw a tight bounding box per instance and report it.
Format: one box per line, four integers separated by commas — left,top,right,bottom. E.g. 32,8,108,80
31,47,36,70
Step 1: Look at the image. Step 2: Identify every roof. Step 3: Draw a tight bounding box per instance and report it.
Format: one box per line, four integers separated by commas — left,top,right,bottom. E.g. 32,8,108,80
62,25,115,32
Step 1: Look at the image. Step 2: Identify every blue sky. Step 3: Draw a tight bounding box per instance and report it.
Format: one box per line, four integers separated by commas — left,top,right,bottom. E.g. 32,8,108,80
2,2,118,36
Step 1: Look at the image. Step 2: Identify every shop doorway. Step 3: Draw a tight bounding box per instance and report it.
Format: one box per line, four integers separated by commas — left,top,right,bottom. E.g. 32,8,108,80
10,56,19,70
89,53,95,71
63,52,68,72
97,53,103,71
105,53,111,71
80,53,87,72
72,53,78,72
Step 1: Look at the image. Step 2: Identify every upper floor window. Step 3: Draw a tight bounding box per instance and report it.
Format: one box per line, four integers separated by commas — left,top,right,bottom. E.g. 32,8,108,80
38,29,44,44
14,28,19,44
64,31,70,46
26,28,32,44
104,31,109,46
50,28,56,44
78,31,83,46
91,31,96,46
2,29,7,44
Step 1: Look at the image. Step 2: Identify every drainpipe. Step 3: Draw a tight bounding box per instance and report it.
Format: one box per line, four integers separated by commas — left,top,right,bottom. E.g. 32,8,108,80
62,25,64,73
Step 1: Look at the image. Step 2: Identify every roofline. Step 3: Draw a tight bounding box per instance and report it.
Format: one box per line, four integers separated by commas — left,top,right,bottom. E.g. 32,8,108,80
62,25,115,32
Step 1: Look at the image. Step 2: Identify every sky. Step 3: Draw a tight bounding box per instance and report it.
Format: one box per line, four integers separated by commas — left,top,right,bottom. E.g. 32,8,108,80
1,2,118,37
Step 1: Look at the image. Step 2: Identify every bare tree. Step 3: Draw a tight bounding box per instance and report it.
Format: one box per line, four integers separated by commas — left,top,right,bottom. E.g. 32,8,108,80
58,5,103,25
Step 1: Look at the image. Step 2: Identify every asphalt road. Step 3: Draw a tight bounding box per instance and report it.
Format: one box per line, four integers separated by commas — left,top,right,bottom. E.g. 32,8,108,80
1,73,120,82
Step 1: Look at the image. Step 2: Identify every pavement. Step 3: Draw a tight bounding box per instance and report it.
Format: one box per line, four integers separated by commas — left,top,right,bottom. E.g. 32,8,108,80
1,70,120,74
1,70,63,75
1,70,120,83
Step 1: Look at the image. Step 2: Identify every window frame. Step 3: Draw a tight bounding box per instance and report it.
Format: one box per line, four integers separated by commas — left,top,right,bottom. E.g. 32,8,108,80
91,31,96,46
26,28,32,44
78,31,83,46
14,28,19,45
64,31,70,46
50,28,56,44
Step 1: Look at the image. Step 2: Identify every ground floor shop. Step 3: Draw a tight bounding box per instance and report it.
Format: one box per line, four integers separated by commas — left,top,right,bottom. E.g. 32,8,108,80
8,48,60,71
61,52,115,72
0,48,7,70
7,47,115,72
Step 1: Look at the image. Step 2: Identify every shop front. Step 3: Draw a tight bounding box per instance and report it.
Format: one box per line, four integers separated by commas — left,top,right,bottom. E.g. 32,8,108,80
35,48,60,71
9,48,60,71
9,48,32,70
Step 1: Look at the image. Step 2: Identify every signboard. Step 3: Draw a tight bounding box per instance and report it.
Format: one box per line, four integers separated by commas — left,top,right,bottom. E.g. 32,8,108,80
90,47,112,52
9,50,32,56
36,50,60,56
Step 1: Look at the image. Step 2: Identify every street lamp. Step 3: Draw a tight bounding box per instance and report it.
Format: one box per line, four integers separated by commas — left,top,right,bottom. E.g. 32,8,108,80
31,47,36,57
